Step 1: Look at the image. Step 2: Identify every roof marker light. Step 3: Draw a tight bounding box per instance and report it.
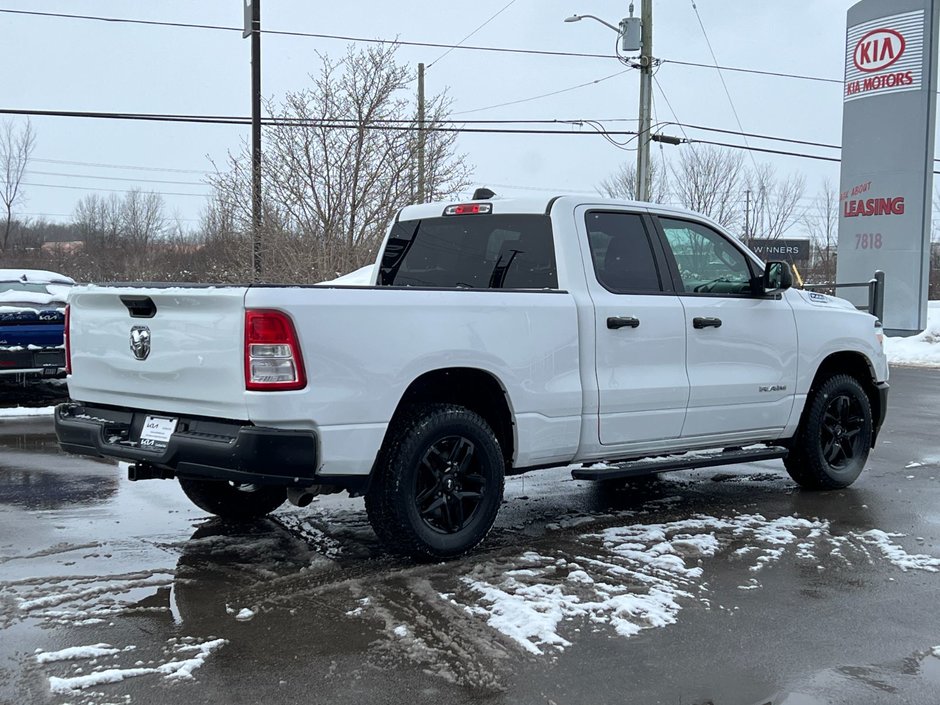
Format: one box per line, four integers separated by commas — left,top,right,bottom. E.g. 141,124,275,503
443,203,492,216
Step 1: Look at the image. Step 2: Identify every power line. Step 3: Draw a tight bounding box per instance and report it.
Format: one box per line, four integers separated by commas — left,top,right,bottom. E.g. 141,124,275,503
20,181,210,197
661,58,842,85
684,138,839,164
19,211,200,222
451,70,633,115
13,105,940,175
12,106,940,164
690,1,758,172
0,7,849,86
652,75,692,144
0,107,646,136
28,169,206,186
427,0,518,68
0,8,613,61
32,157,209,175
667,122,840,151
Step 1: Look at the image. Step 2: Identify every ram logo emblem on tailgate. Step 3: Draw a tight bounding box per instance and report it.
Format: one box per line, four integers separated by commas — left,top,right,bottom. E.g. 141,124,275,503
129,326,152,361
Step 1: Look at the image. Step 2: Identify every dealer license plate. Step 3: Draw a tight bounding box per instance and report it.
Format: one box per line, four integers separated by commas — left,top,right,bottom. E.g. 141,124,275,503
140,416,178,452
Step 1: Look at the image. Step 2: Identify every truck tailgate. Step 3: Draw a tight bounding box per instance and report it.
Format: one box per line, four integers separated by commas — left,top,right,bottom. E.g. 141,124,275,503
67,285,250,419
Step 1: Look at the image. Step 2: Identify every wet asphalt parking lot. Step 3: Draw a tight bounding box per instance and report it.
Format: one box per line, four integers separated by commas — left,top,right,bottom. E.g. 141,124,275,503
2,367,940,705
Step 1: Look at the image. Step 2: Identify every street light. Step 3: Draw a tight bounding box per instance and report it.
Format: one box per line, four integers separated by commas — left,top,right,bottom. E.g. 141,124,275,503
564,3,653,202
564,14,623,35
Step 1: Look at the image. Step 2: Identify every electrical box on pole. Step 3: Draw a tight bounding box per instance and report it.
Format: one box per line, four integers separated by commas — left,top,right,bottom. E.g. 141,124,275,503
621,16,641,51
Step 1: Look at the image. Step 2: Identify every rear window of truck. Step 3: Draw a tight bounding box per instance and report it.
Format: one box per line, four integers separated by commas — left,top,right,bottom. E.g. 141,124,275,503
378,215,558,289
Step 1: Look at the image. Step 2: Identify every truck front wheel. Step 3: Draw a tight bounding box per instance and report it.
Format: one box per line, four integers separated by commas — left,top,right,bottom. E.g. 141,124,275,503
365,404,505,559
178,477,287,519
784,374,873,489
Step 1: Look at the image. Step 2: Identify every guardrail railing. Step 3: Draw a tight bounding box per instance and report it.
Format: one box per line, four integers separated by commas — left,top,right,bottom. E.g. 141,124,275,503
801,269,885,322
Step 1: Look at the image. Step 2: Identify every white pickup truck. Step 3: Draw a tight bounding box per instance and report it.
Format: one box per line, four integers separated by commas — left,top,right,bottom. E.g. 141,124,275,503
55,195,888,558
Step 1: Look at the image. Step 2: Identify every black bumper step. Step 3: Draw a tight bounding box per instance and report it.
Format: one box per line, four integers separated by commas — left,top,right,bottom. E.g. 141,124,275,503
572,446,789,481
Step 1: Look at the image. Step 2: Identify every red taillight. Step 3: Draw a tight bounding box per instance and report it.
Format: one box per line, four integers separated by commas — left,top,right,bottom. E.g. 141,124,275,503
64,304,71,375
244,310,306,391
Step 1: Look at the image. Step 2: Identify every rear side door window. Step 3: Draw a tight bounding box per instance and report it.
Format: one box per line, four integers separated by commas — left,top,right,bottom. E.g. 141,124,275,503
657,217,755,295
585,212,664,293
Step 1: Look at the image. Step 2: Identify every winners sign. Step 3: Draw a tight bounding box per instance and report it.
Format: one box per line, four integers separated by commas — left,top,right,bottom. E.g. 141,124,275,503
837,0,940,334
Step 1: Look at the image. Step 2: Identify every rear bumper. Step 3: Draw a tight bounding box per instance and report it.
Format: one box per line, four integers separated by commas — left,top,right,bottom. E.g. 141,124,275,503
54,402,320,486
0,348,65,376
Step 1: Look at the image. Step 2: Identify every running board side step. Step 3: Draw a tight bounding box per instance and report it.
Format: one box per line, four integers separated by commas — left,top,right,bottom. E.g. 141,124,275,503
572,446,789,481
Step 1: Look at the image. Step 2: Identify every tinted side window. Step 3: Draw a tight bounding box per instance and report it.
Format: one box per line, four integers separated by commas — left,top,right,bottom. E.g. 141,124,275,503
659,217,754,295
379,215,557,289
585,212,663,293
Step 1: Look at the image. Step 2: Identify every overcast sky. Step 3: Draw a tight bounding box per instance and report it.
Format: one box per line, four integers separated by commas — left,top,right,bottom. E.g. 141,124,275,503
1,1,866,229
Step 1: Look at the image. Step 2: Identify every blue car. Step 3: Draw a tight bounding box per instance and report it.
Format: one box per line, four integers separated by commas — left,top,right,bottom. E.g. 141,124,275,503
0,269,74,380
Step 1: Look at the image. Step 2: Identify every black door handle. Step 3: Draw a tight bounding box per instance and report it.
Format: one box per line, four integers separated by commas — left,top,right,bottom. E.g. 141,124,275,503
607,316,640,329
693,317,722,329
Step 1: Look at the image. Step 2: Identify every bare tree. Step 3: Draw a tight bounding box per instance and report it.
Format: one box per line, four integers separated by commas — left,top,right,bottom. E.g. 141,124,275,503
208,43,473,282
801,181,839,284
670,145,745,230
598,158,669,203
0,119,35,252
745,164,806,243
70,189,169,280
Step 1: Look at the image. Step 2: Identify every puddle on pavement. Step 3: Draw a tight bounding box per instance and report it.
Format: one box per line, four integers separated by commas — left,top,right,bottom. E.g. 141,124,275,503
0,463,119,510
0,428,60,452
759,647,940,704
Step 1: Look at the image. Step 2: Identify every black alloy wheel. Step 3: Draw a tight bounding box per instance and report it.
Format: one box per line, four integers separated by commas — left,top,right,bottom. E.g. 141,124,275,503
365,403,505,559
819,393,866,469
784,374,873,489
415,435,487,534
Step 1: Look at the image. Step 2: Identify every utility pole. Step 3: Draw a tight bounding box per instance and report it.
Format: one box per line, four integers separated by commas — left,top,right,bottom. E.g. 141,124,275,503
744,188,751,245
244,0,263,281
635,0,653,202
417,62,426,203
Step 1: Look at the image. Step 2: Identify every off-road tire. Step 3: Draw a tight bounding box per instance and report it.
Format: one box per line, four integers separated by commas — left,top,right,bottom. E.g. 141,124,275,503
784,374,873,490
365,404,505,560
178,477,287,519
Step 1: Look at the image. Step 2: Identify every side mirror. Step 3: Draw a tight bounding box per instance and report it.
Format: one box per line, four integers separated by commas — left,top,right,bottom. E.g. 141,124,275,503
762,260,793,294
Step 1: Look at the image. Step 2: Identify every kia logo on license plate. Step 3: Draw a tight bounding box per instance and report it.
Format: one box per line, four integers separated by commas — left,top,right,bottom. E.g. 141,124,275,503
130,325,151,360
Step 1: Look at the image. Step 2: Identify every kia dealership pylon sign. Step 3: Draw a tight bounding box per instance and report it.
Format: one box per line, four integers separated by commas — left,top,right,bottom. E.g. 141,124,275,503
838,0,940,335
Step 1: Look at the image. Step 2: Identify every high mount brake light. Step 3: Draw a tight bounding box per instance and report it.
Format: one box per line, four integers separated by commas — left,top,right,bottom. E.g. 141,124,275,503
64,304,71,375
443,203,492,216
244,310,307,391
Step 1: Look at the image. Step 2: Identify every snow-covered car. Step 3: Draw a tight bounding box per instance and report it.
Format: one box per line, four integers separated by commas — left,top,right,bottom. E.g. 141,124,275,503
0,269,74,379
54,196,888,559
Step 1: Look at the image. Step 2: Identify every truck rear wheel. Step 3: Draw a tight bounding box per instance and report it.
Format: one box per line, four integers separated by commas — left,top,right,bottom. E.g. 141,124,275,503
365,404,505,560
784,374,873,489
178,477,287,519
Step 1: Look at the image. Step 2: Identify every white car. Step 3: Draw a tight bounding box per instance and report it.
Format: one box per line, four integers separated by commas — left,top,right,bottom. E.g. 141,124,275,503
55,196,888,558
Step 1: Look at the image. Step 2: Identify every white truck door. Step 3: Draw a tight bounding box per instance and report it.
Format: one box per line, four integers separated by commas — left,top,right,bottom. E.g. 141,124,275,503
652,215,798,439
578,208,689,445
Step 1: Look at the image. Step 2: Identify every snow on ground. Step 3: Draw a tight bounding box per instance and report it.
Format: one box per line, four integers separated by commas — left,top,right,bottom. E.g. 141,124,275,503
444,512,940,656
884,300,940,367
0,405,56,417
35,644,123,663
234,607,255,621
45,637,226,694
